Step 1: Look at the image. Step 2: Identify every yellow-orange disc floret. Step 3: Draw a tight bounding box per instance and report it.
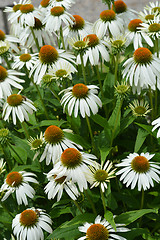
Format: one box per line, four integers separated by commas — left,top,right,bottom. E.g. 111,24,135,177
39,45,58,64
20,4,34,13
20,53,31,62
113,0,127,13
145,14,154,20
72,83,89,98
0,30,5,41
134,47,152,64
86,224,109,240
100,10,116,22
149,23,160,32
7,94,23,106
0,66,7,82
84,34,99,47
128,19,143,32
131,156,150,173
44,125,64,144
71,15,85,30
40,0,50,7
20,210,38,226
6,172,22,187
94,170,108,182
54,175,66,184
50,6,64,16
13,4,22,12
61,148,82,168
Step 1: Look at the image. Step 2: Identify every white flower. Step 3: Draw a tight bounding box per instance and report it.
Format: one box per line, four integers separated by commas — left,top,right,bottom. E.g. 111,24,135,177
2,93,37,125
50,0,75,9
12,207,52,240
43,6,74,32
93,9,124,38
60,83,102,118
0,30,20,54
138,16,160,40
78,215,129,240
145,1,160,15
52,148,97,192
0,171,38,205
139,7,157,22
40,125,83,165
44,168,80,201
0,158,6,174
12,50,38,70
113,0,137,27
127,18,153,49
87,161,116,192
116,152,160,191
29,45,76,84
152,117,160,138
0,66,25,99
122,47,160,94
129,99,151,117
63,14,92,40
77,33,109,66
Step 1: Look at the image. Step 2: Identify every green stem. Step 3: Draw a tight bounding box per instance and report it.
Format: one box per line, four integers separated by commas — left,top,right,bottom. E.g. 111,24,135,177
114,53,119,85
49,84,61,102
1,202,14,218
3,55,11,69
73,200,83,214
21,121,29,139
84,190,97,215
80,53,87,85
95,65,108,118
0,143,12,170
8,142,23,164
60,26,65,50
155,38,159,58
148,87,154,121
85,115,96,151
30,27,40,51
139,189,144,227
100,187,106,213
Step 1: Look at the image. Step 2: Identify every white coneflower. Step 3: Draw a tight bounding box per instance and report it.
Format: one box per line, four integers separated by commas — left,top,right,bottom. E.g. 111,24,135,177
145,1,160,15
52,148,97,192
0,65,25,99
40,125,83,165
116,152,160,191
78,215,129,240
60,83,102,118
87,161,116,192
0,171,38,205
0,30,20,54
127,18,153,49
0,158,6,174
2,93,37,125
12,207,52,240
12,50,38,70
29,45,76,84
50,0,75,9
93,9,124,37
129,99,151,117
122,47,160,94
152,117,160,138
45,168,80,201
139,7,157,23
138,16,160,40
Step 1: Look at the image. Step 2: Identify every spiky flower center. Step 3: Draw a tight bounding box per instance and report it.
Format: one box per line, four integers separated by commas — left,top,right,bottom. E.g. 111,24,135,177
7,94,23,106
128,19,143,32
54,174,66,184
115,83,129,94
44,125,64,144
131,156,150,173
74,40,86,48
61,148,82,168
112,40,124,48
56,0,63,1
20,4,34,13
86,224,109,240
40,0,50,7
94,170,108,182
113,0,127,13
39,45,58,64
134,106,147,115
72,83,89,98
32,139,43,148
20,210,38,227
6,172,22,187
34,18,44,29
56,69,67,77
84,34,99,47
0,66,8,82
134,47,152,64
20,53,31,62
0,128,9,138
51,6,64,16
152,7,160,13
100,10,116,22
145,14,154,20
71,15,85,30
149,23,160,32
0,30,5,41
42,74,53,83
13,4,22,12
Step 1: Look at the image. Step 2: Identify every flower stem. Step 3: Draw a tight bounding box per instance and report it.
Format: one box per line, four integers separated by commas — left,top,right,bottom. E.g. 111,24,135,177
114,53,119,85
49,84,61,102
30,27,40,51
100,187,106,213
21,121,30,139
60,25,65,50
80,53,87,85
84,190,97,215
3,55,11,69
73,200,83,214
139,189,144,227
85,115,96,151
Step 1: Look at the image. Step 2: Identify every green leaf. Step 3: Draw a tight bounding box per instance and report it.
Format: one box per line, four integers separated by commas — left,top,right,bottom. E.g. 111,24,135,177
39,119,66,127
91,114,109,128
9,145,27,164
99,147,112,163
104,210,116,231
64,132,91,149
47,213,96,240
122,228,149,240
115,209,158,225
134,128,149,152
